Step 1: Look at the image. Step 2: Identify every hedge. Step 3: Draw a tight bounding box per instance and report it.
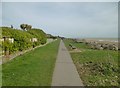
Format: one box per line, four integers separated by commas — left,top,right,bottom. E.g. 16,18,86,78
1,27,47,54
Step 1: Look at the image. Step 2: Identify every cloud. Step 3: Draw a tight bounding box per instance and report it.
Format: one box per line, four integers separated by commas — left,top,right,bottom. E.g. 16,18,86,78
2,2,118,38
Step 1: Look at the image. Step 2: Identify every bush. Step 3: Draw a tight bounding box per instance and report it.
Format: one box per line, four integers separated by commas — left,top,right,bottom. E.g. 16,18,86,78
1,27,47,54
27,28,47,44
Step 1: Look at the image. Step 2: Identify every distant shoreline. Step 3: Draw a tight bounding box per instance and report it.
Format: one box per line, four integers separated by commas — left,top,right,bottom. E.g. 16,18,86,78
76,38,118,43
73,38,119,46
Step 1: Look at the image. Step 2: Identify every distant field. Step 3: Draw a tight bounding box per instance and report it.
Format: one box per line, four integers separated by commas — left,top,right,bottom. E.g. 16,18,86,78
64,39,119,86
2,39,60,86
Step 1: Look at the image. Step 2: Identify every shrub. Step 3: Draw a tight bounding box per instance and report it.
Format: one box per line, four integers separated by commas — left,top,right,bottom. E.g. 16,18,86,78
1,27,47,55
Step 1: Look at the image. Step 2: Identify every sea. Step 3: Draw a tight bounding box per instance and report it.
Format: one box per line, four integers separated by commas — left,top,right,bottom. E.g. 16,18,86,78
93,38,118,42
78,38,119,43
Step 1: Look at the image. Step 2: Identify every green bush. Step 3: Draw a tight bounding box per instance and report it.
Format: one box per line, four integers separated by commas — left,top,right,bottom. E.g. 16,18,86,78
1,27,47,54
27,28,47,44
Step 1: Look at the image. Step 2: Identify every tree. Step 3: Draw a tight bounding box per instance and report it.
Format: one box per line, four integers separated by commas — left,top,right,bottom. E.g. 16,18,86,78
11,25,13,28
20,24,27,31
20,24,32,31
26,25,32,31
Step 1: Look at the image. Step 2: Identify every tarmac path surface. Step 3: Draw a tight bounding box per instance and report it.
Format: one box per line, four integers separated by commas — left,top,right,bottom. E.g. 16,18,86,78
52,40,84,86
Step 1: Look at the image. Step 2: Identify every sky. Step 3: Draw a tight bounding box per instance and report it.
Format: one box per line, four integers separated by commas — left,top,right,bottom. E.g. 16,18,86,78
1,2,118,38
1,0,119,2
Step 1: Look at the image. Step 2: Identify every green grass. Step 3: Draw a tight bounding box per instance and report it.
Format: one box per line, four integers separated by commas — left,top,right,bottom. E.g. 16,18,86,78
2,40,60,86
63,39,90,51
64,39,119,86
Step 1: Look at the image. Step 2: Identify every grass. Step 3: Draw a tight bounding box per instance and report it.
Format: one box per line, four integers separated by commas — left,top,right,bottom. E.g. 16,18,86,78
2,39,60,86
64,39,89,51
63,39,119,86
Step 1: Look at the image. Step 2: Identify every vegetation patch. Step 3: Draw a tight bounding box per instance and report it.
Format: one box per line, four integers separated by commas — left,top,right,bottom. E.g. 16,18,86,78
64,39,119,86
1,27,47,55
2,40,60,86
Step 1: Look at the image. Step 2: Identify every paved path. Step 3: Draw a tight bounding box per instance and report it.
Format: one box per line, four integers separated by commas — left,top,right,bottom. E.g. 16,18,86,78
52,40,84,86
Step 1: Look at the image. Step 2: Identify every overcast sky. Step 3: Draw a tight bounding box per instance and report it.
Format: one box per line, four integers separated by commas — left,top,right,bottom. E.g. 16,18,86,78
1,2,118,38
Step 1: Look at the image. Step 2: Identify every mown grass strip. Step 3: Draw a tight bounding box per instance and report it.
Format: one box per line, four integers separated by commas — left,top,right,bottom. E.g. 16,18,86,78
2,39,60,86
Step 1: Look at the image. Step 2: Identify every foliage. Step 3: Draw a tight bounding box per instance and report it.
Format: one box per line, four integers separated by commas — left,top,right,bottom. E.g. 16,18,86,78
1,27,47,54
27,28,47,45
47,34,57,39
64,39,119,86
20,24,32,31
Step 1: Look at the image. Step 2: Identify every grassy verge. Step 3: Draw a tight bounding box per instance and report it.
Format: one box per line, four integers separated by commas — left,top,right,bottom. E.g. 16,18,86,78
2,39,60,86
64,39,119,86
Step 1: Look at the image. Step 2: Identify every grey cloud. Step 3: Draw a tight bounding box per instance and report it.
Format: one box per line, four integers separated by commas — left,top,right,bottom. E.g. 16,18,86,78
2,2,118,38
